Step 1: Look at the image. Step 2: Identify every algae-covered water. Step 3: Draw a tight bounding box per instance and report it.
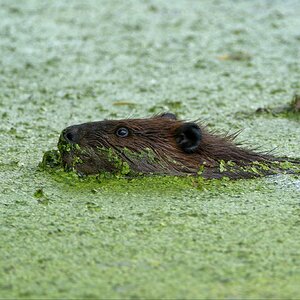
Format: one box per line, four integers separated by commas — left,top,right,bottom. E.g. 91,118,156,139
1,0,300,298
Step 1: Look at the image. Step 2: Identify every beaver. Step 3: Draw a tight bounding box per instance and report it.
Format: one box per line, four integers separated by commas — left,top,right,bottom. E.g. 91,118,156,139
58,113,299,179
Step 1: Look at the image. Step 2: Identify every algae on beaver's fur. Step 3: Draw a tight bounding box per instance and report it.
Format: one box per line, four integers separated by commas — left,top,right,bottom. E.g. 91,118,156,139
98,147,131,176
42,144,300,180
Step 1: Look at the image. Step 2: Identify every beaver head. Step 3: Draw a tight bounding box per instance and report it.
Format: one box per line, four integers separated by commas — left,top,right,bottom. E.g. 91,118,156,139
58,113,297,179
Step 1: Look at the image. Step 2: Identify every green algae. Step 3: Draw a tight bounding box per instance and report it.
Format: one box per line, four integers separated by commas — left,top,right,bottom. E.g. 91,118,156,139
40,150,61,170
1,0,300,299
95,147,132,177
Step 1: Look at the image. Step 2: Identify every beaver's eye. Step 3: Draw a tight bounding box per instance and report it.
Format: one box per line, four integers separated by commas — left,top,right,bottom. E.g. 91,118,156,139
116,127,129,137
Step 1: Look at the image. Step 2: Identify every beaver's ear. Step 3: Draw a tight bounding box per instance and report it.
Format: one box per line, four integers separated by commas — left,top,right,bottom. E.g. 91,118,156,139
175,123,202,153
159,112,177,120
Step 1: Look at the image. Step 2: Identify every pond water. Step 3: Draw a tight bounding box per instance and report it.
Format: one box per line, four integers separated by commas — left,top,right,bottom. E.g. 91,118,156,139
0,0,300,298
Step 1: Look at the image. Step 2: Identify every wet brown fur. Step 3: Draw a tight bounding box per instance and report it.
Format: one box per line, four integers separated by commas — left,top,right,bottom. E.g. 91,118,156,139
59,114,298,179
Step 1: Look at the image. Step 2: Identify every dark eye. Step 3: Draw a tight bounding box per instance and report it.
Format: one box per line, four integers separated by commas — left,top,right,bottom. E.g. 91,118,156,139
116,127,129,137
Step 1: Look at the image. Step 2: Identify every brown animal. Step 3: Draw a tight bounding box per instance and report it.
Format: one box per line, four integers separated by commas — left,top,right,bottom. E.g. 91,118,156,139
58,113,299,179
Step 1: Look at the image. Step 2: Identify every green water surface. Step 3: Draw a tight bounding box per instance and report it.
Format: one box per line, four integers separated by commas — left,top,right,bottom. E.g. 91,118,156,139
1,0,300,298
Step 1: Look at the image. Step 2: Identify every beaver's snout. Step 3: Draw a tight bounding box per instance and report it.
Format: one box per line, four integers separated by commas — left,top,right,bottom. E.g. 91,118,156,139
62,125,81,144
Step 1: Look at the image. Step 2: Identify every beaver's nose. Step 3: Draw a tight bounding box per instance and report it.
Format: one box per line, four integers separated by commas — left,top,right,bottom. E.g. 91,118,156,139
63,126,80,144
